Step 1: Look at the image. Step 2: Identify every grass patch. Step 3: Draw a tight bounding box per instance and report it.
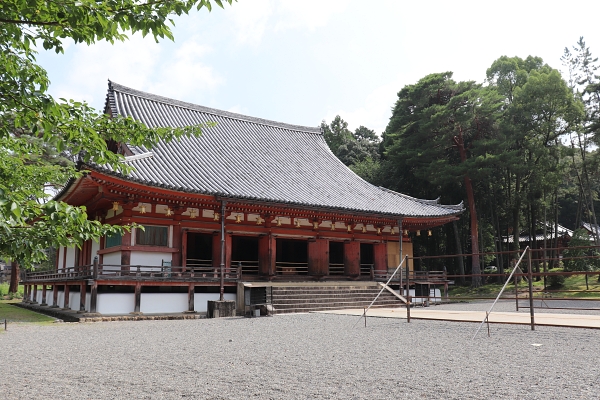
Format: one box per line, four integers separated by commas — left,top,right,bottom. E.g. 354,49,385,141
0,283,24,298
0,300,56,325
449,272,600,300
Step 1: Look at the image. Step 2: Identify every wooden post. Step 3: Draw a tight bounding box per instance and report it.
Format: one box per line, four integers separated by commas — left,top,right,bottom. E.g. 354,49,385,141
79,282,86,312
405,262,411,323
63,284,70,310
308,238,328,276
90,282,98,313
52,284,58,307
219,200,227,301
344,241,360,276
373,242,387,276
32,284,38,304
258,234,276,276
515,273,519,311
134,283,141,313
121,203,134,269
41,285,47,306
172,208,183,268
188,284,195,312
528,248,535,331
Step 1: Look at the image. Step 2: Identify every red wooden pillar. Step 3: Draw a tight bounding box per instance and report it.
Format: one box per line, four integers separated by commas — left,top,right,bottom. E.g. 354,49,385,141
373,242,388,275
258,234,276,276
41,285,48,306
171,210,183,268
344,241,361,276
63,284,70,309
121,203,134,268
52,284,59,307
308,238,328,276
62,246,67,272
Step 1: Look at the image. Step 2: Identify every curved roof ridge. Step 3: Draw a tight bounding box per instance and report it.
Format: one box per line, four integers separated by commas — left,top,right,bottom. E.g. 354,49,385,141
378,187,463,210
106,80,322,135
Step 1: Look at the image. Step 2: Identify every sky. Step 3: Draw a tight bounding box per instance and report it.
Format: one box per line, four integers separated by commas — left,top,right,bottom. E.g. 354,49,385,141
37,0,600,135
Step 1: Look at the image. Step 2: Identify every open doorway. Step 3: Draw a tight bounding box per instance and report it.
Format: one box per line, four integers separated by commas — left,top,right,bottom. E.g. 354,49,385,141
186,233,212,270
329,241,344,275
231,236,259,275
360,243,374,276
276,239,308,275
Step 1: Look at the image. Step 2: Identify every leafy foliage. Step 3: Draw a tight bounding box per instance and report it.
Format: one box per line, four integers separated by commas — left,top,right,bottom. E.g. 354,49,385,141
0,0,233,267
563,229,600,272
321,116,380,167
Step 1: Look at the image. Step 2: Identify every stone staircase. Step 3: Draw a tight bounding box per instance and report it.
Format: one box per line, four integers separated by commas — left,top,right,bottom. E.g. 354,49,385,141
270,284,404,314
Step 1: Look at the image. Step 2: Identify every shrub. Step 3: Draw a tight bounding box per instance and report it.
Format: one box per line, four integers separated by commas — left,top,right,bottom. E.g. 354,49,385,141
547,270,565,289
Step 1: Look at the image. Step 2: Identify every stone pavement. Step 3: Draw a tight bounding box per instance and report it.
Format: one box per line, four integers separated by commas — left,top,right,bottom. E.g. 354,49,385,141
315,307,600,329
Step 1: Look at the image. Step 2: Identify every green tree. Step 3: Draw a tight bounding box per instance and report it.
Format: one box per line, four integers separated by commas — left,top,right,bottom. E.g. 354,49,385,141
563,228,600,272
321,116,380,167
381,72,503,287
0,0,233,290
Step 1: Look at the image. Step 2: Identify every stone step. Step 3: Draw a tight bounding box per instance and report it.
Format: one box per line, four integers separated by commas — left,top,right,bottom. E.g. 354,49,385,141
275,304,403,314
267,284,402,314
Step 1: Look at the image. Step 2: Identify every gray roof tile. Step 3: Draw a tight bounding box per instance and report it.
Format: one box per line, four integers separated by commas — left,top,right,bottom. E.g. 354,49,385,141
99,81,463,218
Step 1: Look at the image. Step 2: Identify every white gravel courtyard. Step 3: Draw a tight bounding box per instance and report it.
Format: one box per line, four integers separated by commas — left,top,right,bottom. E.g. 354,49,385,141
2,312,599,399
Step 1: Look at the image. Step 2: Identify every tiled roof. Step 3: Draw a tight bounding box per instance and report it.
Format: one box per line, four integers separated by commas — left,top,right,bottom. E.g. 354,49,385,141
98,81,463,218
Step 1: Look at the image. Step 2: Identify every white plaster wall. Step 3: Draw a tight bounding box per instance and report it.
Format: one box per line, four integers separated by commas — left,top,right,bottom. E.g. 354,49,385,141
67,291,90,311
102,252,121,269
130,251,172,267
98,293,135,314
90,240,100,264
65,246,76,268
194,293,236,312
57,247,65,269
140,293,187,313
57,291,64,308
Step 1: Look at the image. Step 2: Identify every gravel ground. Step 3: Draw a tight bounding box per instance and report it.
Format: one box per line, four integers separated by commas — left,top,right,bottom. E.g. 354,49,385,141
1,312,600,399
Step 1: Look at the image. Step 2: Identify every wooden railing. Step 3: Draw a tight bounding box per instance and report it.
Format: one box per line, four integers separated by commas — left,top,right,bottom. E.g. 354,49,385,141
233,260,259,275
22,265,93,281
275,261,308,275
360,264,373,276
22,263,242,282
328,263,345,275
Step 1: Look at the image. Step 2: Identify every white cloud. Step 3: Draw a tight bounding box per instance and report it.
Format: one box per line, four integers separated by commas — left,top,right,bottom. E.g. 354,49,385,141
273,0,347,32
227,0,346,46
227,0,274,46
148,39,223,100
48,35,161,108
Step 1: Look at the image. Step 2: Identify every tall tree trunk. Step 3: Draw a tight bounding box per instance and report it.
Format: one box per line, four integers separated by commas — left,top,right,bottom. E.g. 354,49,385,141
513,173,521,253
454,131,481,287
9,260,19,294
554,189,560,269
543,195,548,289
531,202,540,281
491,198,504,282
452,220,465,285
